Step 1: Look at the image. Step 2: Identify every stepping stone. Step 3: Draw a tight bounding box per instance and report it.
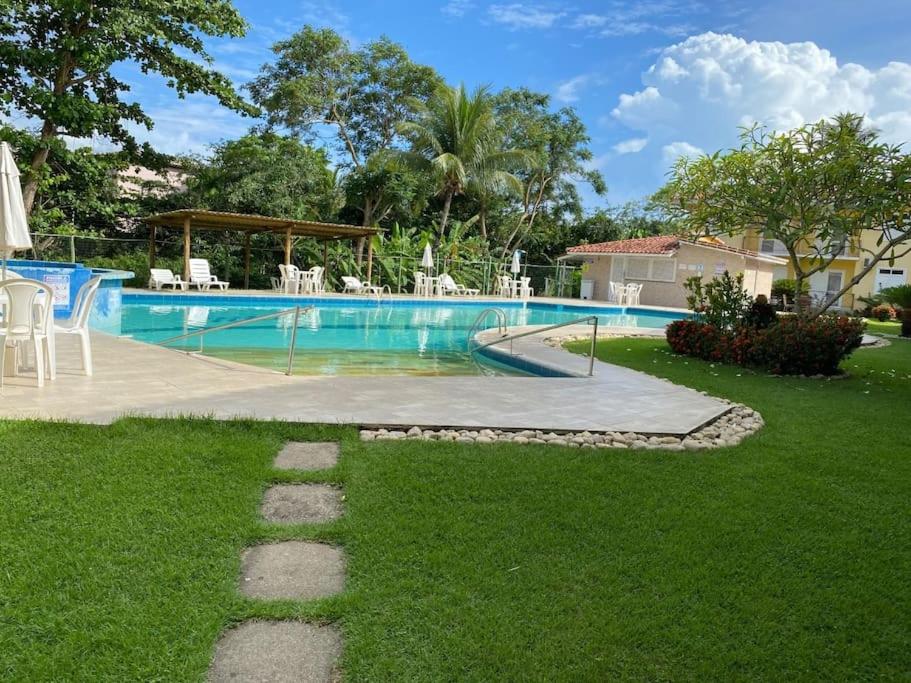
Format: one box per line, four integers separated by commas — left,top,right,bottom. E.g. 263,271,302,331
261,484,343,524
208,620,341,682
240,542,345,600
274,442,339,471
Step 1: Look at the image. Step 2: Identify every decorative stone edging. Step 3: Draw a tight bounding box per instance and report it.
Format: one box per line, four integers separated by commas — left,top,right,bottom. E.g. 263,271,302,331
359,403,763,451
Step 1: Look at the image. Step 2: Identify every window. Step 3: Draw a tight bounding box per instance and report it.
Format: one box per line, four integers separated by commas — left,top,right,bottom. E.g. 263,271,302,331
619,256,677,283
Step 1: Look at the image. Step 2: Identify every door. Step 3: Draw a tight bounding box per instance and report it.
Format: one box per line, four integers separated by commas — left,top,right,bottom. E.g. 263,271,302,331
875,268,905,292
825,271,843,307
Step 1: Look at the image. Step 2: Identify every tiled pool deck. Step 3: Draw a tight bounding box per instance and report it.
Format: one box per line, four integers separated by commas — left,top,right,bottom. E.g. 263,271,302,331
0,321,729,434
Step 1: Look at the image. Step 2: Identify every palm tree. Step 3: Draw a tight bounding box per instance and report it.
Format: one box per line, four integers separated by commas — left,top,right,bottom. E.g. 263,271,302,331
879,285,911,337
397,83,529,243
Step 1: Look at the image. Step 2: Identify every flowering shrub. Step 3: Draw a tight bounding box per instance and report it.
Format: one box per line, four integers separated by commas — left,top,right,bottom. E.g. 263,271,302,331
666,315,864,375
869,304,896,321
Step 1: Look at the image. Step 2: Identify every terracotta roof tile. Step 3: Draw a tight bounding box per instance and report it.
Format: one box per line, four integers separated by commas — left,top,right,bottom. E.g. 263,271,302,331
566,235,680,255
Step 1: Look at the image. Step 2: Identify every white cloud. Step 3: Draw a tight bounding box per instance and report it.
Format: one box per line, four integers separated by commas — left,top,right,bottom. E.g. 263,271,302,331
555,74,590,103
488,4,565,30
612,32,911,176
441,0,475,17
661,141,703,165
613,137,649,154
572,1,704,38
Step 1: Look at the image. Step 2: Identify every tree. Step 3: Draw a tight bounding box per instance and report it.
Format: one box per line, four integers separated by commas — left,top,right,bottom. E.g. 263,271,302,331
0,0,254,215
397,83,529,242
249,28,441,232
492,88,606,256
0,124,143,236
184,132,340,220
878,285,911,337
655,113,911,316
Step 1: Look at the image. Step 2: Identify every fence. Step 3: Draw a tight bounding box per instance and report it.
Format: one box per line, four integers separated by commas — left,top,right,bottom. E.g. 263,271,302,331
27,233,582,298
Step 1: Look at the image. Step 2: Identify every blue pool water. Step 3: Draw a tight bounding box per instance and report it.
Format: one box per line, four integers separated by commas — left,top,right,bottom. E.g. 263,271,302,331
118,294,684,375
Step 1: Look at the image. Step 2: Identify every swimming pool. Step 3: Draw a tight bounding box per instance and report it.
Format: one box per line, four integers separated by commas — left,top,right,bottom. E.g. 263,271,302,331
117,294,684,376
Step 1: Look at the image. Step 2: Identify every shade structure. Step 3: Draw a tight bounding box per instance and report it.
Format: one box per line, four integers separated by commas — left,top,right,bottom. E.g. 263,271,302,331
511,249,522,275
0,142,32,279
421,243,434,272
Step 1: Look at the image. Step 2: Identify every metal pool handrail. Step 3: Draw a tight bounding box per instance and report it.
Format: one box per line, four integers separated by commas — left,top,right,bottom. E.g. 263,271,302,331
466,307,509,351
156,305,314,376
471,314,600,377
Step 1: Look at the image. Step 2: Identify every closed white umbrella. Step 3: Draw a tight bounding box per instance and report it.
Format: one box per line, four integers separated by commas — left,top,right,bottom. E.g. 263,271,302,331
0,142,32,279
421,243,434,274
511,249,522,275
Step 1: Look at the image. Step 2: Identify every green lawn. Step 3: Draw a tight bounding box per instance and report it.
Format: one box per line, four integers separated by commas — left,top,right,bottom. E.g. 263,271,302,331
864,318,902,335
1,340,909,680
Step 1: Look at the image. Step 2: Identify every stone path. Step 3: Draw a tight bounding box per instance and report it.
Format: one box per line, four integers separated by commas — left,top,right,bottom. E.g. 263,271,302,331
209,442,344,681
208,621,342,683
274,442,341,471
261,484,344,524
239,541,345,600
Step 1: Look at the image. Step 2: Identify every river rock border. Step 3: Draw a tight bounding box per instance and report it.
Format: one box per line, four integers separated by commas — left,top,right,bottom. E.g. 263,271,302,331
359,402,763,451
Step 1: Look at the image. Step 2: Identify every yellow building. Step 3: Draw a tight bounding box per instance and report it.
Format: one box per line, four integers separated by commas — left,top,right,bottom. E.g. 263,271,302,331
720,231,864,309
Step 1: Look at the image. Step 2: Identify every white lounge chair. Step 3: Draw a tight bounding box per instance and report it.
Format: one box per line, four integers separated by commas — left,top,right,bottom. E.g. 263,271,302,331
188,258,229,291
341,276,386,296
149,268,187,291
439,273,480,296
0,278,55,387
52,276,101,376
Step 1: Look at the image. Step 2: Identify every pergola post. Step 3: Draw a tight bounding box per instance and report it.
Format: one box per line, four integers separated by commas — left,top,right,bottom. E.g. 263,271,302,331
322,241,329,282
148,225,157,269
366,237,374,283
243,232,251,289
182,216,191,279
283,226,292,266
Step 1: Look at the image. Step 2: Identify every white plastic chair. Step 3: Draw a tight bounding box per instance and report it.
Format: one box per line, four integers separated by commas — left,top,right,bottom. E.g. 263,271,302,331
495,275,513,298
278,264,301,294
625,283,643,306
518,276,534,300
188,258,229,291
0,278,54,387
413,271,427,296
149,268,187,291
52,276,101,376
608,281,625,304
305,266,324,294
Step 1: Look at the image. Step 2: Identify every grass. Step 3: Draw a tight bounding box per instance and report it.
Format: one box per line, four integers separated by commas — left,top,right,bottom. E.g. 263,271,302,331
1,340,910,679
864,318,902,335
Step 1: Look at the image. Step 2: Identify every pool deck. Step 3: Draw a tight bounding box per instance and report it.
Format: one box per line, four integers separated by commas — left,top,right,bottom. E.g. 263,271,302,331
0,324,729,434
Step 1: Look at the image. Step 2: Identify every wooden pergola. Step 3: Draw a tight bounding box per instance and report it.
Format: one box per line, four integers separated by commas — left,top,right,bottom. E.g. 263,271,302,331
143,209,381,288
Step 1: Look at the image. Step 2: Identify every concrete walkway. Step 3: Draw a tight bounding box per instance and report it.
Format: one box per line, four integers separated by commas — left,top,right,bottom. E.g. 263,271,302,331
0,329,727,434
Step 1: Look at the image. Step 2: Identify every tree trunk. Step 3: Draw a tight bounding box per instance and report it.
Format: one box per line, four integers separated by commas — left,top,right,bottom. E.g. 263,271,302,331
436,190,453,247
22,120,57,215
479,210,487,240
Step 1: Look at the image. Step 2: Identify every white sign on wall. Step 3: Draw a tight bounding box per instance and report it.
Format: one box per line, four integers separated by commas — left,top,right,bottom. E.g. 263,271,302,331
43,274,70,308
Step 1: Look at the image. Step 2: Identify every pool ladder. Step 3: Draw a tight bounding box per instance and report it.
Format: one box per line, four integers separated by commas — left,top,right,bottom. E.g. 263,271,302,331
156,305,314,376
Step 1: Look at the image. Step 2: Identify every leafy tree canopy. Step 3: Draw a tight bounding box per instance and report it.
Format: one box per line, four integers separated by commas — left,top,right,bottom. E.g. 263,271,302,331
0,0,254,213
654,113,911,315
181,132,341,220
249,27,442,167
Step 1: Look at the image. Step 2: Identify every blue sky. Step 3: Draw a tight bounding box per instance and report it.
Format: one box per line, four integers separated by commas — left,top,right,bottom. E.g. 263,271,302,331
104,0,911,207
